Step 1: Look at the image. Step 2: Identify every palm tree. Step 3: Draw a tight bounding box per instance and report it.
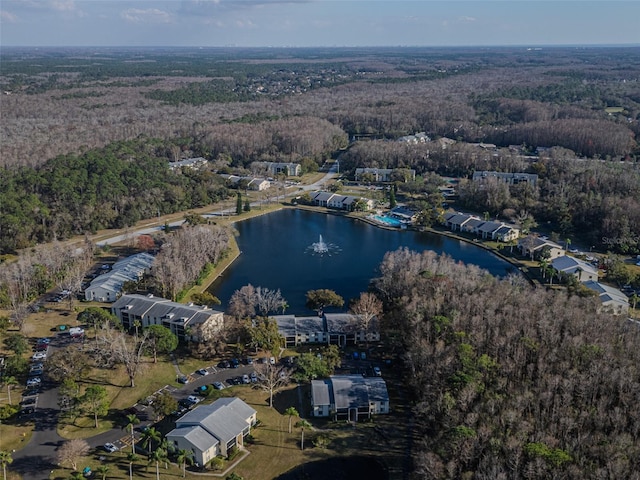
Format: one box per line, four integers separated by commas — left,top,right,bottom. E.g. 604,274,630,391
565,237,572,252
284,407,299,434
539,258,549,279
141,426,161,455
295,419,312,450
2,376,17,405
175,449,193,478
148,448,167,480
0,450,13,480
95,465,109,480
127,453,139,480
133,319,141,338
124,414,139,454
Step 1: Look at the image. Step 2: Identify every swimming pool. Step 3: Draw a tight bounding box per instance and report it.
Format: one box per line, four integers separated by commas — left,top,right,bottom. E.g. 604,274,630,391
371,215,403,227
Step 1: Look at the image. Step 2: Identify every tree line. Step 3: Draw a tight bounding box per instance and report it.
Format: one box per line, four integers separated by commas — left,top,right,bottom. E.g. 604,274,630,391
371,248,640,479
0,139,231,253
340,140,640,253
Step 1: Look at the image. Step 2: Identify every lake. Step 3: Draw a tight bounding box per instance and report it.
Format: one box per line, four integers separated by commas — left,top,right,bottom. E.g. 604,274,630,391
208,209,514,314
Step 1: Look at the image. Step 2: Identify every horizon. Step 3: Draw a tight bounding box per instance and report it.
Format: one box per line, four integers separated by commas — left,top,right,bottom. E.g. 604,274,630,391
2,1,639,49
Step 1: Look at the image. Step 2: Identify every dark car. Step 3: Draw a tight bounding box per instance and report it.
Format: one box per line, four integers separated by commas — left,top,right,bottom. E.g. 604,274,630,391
20,397,37,406
244,357,254,365
19,406,35,416
230,358,240,368
217,360,230,369
23,388,40,397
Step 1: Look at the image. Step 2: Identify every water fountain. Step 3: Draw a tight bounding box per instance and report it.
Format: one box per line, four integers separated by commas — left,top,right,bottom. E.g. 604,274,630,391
312,234,329,254
307,234,340,256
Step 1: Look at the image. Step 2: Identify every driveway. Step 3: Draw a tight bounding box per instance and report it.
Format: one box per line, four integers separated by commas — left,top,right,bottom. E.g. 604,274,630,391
11,334,66,480
11,352,260,480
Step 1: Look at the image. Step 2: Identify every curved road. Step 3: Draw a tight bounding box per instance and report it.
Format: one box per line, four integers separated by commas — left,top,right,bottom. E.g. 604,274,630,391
95,163,338,247
12,164,340,479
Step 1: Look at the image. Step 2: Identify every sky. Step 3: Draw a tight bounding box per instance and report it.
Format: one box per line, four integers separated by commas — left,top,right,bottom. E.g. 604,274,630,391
1,1,639,48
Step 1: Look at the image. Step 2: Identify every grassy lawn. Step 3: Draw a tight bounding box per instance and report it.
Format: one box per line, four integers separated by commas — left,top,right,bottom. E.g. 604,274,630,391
57,359,180,439
48,380,409,480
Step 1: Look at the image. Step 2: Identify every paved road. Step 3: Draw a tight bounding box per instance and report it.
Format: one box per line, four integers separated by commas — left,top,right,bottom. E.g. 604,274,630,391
94,164,339,248
11,349,259,480
11,334,68,480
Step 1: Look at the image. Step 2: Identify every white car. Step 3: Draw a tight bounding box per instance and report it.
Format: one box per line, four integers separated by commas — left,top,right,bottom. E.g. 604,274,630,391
103,443,118,453
32,351,47,361
242,374,250,384
373,366,382,377
269,357,276,365
26,377,42,386
196,369,209,376
186,395,202,405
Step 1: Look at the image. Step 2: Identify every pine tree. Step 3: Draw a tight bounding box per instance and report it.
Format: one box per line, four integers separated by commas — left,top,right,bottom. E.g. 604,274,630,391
236,192,243,215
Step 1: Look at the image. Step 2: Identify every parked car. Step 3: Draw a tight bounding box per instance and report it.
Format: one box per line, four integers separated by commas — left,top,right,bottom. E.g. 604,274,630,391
194,385,209,394
36,338,51,345
360,352,367,360
269,357,276,365
186,395,202,405
212,381,225,390
230,358,240,368
242,374,250,384
23,388,40,397
196,368,209,376
217,360,230,369
244,357,254,365
26,377,42,386
373,366,382,377
352,352,359,360
103,443,118,453
19,406,35,416
177,375,189,384
250,372,258,383
32,351,47,361
29,368,44,377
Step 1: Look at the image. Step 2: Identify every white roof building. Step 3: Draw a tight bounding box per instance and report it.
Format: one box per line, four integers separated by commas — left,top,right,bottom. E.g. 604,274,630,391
167,398,257,466
84,253,155,303
583,281,629,315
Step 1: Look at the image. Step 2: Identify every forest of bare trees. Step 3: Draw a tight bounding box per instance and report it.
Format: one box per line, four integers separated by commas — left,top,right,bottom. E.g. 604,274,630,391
372,248,640,479
1,47,638,170
1,47,639,253
152,224,230,301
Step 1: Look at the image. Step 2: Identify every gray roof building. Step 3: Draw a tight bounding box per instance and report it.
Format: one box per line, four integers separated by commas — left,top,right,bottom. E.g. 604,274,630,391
273,313,379,347
311,375,389,421
472,170,538,187
111,294,223,342
583,280,629,315
551,255,598,282
167,397,257,465
85,252,155,303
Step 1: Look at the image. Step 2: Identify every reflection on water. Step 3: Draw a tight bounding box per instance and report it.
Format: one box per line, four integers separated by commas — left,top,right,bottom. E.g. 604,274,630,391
208,209,514,314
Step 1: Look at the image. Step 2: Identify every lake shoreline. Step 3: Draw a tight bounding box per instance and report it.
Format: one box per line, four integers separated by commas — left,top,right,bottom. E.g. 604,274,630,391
187,204,532,308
